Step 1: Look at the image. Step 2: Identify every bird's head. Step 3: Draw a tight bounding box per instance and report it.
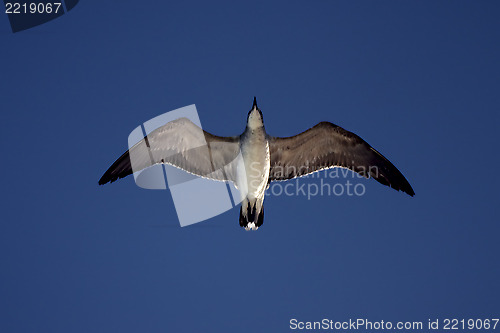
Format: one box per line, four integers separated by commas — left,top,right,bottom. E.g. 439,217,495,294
247,96,264,129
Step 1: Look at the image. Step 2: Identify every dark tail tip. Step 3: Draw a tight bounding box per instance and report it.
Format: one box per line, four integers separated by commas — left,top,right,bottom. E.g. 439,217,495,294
239,204,264,229
253,96,258,109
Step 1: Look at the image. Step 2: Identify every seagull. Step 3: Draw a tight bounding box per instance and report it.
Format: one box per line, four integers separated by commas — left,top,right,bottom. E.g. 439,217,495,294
99,97,414,230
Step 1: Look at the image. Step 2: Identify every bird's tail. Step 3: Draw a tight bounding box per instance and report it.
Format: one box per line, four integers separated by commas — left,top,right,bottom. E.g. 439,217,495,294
239,201,264,230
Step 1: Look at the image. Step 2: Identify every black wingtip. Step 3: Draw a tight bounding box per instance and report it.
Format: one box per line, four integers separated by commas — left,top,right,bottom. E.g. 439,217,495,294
98,176,109,186
253,96,258,109
98,150,133,186
98,173,112,186
407,187,415,197
397,178,415,197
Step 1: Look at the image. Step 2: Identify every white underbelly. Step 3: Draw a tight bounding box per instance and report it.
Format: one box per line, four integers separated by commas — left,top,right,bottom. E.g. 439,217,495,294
235,140,270,200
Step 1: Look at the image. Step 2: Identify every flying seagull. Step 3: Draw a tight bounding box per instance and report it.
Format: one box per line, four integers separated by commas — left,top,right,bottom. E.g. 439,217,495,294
99,98,414,230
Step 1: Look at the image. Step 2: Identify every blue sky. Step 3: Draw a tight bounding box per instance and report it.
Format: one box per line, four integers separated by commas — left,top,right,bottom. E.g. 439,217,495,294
1,1,499,332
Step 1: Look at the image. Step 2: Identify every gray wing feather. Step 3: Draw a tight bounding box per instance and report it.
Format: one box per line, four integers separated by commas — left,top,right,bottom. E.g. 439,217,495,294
268,122,414,196
99,118,240,185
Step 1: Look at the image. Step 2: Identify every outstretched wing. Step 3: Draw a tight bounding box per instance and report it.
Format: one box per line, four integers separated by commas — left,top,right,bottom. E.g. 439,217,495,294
268,122,415,196
99,118,240,185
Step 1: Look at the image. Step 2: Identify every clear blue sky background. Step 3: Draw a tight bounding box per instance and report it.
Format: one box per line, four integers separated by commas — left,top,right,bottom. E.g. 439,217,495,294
1,1,499,332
